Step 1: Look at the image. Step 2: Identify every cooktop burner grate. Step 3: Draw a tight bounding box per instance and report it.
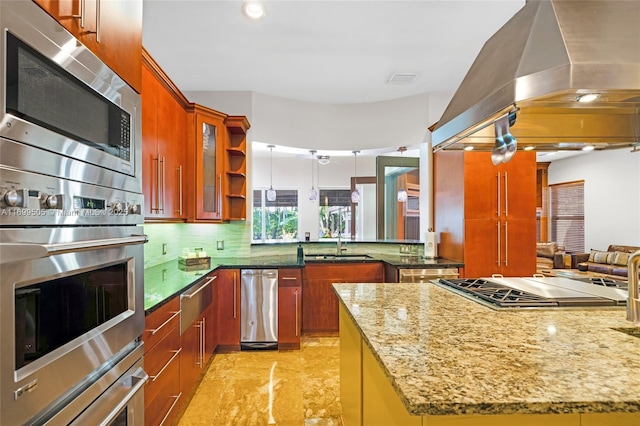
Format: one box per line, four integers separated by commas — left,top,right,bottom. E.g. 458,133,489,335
437,278,558,308
573,277,628,290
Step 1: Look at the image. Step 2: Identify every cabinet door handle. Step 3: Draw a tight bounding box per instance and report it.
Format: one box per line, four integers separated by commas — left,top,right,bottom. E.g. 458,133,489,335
152,156,160,213
183,276,215,299
147,310,181,335
72,0,86,28
159,156,166,213
504,172,508,216
496,172,501,217
282,277,298,281
504,221,508,266
95,0,101,43
496,221,501,266
201,317,205,368
217,174,222,216
177,165,183,215
149,348,181,381
195,321,203,367
233,272,237,319
159,393,182,426
295,289,299,337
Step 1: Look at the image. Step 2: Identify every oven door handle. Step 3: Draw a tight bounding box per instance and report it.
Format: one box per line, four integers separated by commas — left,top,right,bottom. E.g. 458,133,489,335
69,366,148,426
0,234,148,264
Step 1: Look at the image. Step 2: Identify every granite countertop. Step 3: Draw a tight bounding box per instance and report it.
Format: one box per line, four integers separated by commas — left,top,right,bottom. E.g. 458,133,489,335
333,282,640,416
144,255,462,312
144,256,303,312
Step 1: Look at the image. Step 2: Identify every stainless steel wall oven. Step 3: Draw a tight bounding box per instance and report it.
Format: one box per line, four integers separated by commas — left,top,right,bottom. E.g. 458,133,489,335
0,1,146,425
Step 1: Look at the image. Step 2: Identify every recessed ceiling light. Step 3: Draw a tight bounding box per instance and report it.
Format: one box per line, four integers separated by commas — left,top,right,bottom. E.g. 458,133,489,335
576,93,600,103
242,1,265,19
582,145,595,151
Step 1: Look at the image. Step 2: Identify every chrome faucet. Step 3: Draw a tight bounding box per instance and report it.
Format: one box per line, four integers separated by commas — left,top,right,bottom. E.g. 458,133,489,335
626,250,640,323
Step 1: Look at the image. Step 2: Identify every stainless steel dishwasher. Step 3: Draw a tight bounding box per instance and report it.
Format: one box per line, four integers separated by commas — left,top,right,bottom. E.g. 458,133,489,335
240,269,278,350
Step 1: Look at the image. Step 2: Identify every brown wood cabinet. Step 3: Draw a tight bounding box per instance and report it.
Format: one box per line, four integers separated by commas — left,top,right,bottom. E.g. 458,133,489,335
141,53,187,221
216,269,241,350
186,105,227,221
142,298,181,426
32,0,142,92
186,106,250,222
435,151,537,277
278,268,302,349
302,263,383,333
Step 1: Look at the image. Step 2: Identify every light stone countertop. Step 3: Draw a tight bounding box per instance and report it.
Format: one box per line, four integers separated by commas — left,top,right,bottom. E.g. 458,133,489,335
333,282,640,416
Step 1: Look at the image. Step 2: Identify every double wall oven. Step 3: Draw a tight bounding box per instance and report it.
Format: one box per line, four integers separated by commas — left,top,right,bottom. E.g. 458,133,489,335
1,2,146,425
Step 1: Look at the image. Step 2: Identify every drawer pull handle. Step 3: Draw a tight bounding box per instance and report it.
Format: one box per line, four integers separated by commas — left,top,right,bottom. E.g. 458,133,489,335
148,310,181,336
150,348,182,381
159,392,182,426
282,277,298,281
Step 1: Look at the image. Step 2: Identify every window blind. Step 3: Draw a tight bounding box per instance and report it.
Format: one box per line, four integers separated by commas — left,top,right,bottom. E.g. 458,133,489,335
549,181,584,253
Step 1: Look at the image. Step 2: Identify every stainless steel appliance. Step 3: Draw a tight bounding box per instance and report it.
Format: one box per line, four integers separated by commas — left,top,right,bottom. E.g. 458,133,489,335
436,276,628,310
241,270,278,350
0,225,147,425
0,0,141,194
399,268,459,283
432,0,640,155
0,2,146,424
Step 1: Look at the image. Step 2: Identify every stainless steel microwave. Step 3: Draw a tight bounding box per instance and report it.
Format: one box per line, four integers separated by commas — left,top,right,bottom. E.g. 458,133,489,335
0,1,141,194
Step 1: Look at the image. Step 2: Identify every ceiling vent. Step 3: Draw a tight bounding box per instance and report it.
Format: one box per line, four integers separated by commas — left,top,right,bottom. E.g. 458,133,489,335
386,73,418,84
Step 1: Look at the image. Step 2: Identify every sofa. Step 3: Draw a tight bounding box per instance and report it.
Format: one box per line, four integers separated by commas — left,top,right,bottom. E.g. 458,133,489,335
536,242,565,270
571,245,640,278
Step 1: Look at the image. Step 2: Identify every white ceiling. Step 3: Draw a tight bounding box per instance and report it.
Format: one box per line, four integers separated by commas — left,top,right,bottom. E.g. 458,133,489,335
142,0,525,105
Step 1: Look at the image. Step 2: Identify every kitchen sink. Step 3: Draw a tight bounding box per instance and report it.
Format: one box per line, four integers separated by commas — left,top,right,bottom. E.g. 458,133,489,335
304,254,373,261
611,327,640,339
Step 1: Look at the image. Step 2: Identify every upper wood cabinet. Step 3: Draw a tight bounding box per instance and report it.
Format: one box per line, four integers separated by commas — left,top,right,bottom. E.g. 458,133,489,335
435,151,537,278
186,105,250,222
141,52,187,221
33,0,142,92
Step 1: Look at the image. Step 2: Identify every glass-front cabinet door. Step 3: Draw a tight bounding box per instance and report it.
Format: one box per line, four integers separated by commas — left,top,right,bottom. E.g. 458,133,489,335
195,112,225,220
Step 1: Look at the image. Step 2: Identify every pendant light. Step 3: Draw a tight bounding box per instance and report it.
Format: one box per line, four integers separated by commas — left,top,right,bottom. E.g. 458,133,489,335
266,145,276,202
308,150,318,201
397,146,408,203
351,150,360,203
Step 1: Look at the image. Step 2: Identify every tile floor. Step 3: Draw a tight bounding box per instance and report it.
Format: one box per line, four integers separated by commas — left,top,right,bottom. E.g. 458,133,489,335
177,336,342,426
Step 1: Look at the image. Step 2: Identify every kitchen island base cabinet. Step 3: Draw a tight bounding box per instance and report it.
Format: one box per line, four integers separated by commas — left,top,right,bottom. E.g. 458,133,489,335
339,306,640,426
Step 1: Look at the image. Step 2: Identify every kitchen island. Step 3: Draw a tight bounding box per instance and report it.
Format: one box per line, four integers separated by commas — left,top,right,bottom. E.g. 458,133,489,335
333,282,640,426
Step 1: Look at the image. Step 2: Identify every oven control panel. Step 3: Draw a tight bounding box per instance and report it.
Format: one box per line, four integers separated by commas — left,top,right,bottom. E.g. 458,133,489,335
0,167,143,225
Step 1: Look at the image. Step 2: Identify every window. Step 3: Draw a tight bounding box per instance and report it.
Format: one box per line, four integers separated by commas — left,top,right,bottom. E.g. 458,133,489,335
318,189,352,239
549,181,584,253
252,189,299,242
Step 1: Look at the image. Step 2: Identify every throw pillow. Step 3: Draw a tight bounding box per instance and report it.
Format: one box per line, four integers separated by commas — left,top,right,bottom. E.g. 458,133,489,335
589,249,614,264
536,242,557,259
613,251,630,266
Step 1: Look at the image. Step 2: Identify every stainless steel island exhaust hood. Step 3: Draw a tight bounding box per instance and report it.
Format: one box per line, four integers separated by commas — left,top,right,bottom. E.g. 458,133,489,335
432,0,640,156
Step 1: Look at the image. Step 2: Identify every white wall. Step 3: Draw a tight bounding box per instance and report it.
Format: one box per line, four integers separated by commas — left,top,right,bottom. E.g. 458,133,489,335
548,149,640,251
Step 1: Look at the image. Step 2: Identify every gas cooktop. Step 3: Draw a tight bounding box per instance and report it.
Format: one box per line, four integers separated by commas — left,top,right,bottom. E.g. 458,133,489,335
436,277,627,309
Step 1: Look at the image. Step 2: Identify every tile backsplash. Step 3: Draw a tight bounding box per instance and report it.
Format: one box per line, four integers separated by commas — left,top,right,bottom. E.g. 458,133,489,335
144,221,424,269
144,221,251,268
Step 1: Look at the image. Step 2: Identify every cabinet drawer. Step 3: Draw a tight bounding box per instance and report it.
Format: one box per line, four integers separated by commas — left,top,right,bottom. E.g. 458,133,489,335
145,326,180,380
278,268,302,287
143,297,180,353
144,351,181,426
